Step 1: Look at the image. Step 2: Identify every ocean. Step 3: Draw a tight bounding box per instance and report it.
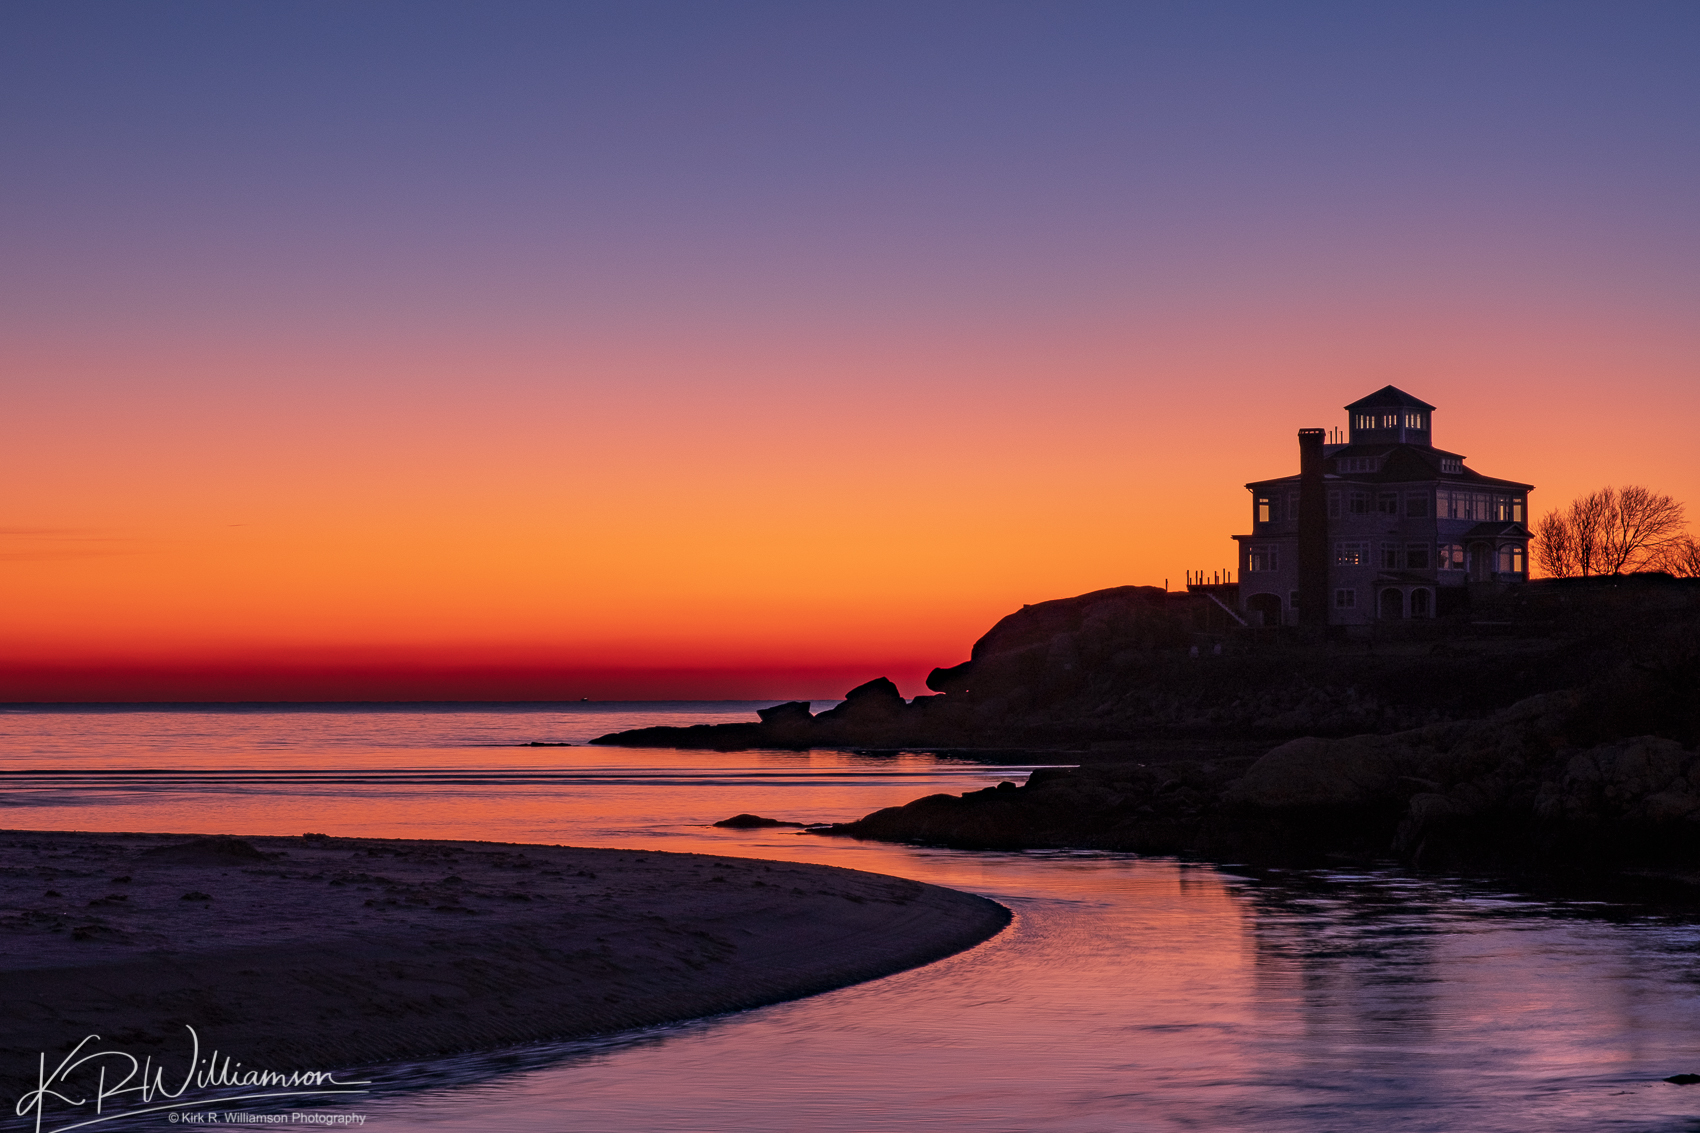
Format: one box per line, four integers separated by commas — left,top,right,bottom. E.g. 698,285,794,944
3,703,1698,1132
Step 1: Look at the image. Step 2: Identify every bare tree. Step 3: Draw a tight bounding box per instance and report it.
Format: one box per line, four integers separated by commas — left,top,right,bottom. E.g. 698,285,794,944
1598,485,1686,575
1531,485,1688,577
1533,508,1576,577
1571,488,1613,576
1655,536,1700,579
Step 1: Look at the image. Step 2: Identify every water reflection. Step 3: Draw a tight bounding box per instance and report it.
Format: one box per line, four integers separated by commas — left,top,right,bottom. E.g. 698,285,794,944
350,861,1700,1133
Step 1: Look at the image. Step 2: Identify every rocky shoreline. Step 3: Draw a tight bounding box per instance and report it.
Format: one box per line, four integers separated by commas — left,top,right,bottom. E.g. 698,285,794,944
820,690,1700,886
599,575,1700,877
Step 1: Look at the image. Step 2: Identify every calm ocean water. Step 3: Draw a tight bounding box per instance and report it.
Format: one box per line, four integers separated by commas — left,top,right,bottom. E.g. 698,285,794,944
3,703,1699,1132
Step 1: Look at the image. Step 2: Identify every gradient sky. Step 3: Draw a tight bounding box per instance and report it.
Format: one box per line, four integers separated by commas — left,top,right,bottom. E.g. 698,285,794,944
4,1,1698,700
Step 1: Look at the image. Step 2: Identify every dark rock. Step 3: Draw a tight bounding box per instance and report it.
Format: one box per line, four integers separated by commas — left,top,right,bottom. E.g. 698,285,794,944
712,814,806,829
927,661,974,694
139,837,270,865
592,576,1700,785
756,701,814,725
815,678,905,722
1665,1074,1700,1085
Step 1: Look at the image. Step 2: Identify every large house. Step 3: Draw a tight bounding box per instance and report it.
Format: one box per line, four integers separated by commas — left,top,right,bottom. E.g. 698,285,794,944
1233,386,1532,626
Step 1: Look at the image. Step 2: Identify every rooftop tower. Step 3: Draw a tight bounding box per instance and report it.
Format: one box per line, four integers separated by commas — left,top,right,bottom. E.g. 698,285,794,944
1345,385,1435,447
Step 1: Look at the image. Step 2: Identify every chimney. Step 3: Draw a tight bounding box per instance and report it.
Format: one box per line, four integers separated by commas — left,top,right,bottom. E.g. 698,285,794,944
1297,428,1328,627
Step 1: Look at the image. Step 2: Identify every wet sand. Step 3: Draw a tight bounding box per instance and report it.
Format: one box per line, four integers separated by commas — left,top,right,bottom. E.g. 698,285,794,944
0,830,1009,1092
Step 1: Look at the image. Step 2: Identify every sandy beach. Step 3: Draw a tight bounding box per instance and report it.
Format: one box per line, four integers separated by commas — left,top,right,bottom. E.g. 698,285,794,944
0,830,1009,1097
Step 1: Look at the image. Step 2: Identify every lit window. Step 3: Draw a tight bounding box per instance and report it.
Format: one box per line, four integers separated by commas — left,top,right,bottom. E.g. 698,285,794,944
1511,496,1525,523
1256,495,1274,524
1471,492,1490,520
1406,544,1431,569
1334,541,1368,566
1439,543,1464,570
1498,544,1526,574
1406,493,1429,518
1335,589,1357,609
1248,546,1279,572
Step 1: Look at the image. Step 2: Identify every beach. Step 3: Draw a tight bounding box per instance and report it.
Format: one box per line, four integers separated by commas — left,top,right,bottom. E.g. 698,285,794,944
0,829,1010,1096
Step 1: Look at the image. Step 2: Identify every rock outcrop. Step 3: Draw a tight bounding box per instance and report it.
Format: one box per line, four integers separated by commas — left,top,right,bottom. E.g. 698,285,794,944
594,575,1700,757
823,686,1700,875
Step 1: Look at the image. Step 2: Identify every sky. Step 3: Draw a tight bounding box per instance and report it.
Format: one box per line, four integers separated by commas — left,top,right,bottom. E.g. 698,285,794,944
3,1,1698,701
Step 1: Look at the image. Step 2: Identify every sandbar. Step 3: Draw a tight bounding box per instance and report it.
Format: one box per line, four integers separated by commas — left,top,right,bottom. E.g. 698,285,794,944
0,830,1009,1096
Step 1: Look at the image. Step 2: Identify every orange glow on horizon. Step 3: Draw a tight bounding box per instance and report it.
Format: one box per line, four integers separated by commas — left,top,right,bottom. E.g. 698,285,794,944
7,289,1698,701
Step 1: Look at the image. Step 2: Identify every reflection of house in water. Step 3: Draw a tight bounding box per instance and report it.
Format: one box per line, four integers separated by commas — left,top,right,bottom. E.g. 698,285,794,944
1234,386,1532,626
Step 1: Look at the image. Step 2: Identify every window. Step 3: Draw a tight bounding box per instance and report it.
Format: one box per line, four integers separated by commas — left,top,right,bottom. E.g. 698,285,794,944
1377,492,1399,515
1256,494,1274,524
1327,490,1341,518
1248,545,1279,572
1444,491,1491,520
1380,413,1398,429
1406,543,1431,569
1335,588,1357,609
1289,590,1300,609
1338,457,1379,473
1498,544,1526,574
1381,542,1401,569
1439,543,1465,570
1405,493,1429,518
1286,491,1299,519
1410,588,1431,617
1403,412,1428,430
1335,541,1368,566
1496,493,1536,523
1349,490,1370,515
1353,413,1374,431
1440,458,1463,474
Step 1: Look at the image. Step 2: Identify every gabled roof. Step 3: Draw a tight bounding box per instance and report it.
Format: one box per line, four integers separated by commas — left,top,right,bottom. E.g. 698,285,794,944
1345,385,1436,412
1462,521,1530,539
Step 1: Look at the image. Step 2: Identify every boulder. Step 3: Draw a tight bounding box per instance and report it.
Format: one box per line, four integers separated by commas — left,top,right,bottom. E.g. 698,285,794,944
756,701,814,726
1225,735,1413,810
712,814,806,829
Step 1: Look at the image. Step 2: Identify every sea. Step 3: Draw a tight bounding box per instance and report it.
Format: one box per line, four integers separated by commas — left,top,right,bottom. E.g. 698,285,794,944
2,702,1698,1133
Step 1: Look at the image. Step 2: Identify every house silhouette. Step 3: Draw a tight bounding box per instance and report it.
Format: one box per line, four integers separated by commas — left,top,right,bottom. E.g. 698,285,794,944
1233,386,1533,626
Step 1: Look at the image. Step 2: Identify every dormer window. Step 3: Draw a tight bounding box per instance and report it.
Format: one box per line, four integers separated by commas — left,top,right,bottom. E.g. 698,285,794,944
1440,458,1462,474
1338,456,1379,473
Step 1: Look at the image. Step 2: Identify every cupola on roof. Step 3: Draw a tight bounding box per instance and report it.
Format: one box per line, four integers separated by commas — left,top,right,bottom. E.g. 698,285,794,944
1344,385,1436,412
1345,384,1434,446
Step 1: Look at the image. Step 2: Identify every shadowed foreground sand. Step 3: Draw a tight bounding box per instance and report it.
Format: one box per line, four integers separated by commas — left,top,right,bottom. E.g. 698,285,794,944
0,830,1008,1094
